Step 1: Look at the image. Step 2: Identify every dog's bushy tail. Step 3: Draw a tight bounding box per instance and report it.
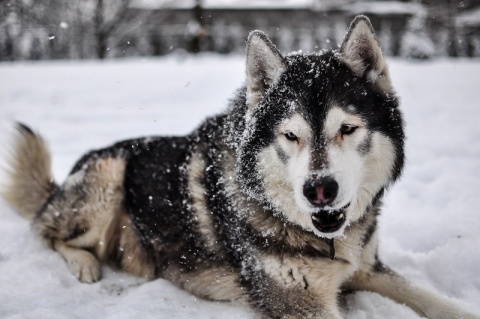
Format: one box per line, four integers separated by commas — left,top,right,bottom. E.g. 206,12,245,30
1,123,57,219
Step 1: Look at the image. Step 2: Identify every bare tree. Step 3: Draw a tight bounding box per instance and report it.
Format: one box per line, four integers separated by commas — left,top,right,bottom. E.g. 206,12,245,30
189,0,207,53
93,0,132,59
0,0,157,60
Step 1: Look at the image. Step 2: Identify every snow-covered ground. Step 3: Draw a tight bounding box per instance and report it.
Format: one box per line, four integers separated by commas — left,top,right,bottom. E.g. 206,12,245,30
0,55,479,318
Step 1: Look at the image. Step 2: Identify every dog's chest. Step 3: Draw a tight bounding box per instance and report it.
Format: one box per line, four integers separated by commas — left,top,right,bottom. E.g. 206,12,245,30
260,250,359,296
259,223,369,295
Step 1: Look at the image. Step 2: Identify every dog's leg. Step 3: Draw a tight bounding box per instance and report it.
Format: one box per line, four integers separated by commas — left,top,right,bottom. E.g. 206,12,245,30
348,264,479,319
347,234,480,319
33,157,126,283
242,255,345,319
244,277,343,319
52,240,101,283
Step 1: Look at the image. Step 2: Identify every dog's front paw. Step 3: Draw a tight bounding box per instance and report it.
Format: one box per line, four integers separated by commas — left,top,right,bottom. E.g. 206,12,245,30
66,249,101,283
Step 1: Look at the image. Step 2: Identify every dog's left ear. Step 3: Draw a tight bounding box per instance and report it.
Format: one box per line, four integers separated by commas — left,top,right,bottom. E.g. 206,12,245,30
245,30,286,108
340,15,393,94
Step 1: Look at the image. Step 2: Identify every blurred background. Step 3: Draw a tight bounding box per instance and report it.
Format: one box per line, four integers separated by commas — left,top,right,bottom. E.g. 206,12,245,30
1,0,479,61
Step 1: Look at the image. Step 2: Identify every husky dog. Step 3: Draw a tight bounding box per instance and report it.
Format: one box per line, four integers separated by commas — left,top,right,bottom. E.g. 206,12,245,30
2,16,478,319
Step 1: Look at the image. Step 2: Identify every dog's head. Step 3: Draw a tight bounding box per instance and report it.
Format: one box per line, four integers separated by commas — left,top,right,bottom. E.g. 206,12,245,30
233,16,404,239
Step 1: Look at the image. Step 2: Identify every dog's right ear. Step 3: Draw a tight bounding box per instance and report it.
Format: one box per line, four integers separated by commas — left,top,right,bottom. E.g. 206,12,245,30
340,15,393,94
245,31,286,108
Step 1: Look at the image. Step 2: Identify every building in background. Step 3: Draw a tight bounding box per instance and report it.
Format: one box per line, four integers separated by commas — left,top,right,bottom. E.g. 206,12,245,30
0,0,479,61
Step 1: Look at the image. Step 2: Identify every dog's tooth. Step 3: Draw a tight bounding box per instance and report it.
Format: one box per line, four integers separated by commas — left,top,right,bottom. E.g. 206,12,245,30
337,213,344,220
312,216,320,222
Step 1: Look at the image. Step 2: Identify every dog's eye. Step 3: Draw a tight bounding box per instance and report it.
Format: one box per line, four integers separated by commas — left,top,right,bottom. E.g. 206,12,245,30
340,124,358,136
284,131,299,142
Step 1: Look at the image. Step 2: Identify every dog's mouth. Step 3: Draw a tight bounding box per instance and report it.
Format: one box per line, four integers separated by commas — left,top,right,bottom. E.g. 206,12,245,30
311,203,350,234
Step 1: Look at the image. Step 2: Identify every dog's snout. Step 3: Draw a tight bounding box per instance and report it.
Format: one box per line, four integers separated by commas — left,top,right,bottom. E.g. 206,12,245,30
303,177,338,207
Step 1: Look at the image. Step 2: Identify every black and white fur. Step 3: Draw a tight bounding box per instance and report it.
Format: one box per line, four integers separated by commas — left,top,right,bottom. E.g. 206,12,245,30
2,16,478,319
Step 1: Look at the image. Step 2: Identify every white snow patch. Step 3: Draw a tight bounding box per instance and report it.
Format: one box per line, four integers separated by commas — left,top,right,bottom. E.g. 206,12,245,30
0,55,480,318
131,0,315,10
341,1,426,16
457,7,480,27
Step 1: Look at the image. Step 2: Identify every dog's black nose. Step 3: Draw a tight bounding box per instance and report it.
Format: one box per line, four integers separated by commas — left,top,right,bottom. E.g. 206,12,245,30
303,177,338,207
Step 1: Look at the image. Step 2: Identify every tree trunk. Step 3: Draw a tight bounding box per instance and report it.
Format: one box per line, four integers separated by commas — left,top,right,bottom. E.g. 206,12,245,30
447,0,459,57
95,0,108,59
191,0,204,53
